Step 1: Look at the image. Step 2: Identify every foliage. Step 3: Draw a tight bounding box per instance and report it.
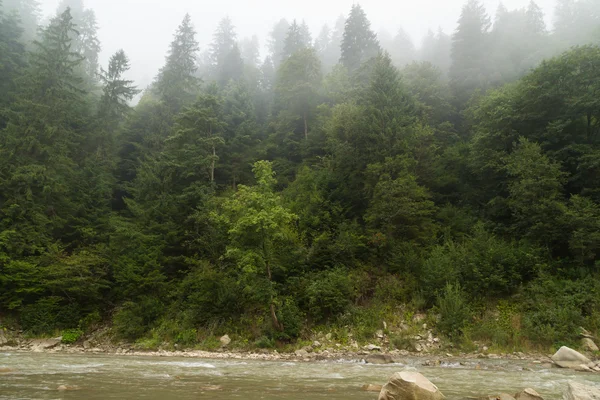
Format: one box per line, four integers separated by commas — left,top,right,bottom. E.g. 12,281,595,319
61,329,83,344
2,3,600,349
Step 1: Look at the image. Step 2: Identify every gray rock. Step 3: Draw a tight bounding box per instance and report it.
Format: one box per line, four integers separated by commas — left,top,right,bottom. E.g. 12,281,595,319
30,338,62,352
219,335,231,346
552,346,592,369
483,394,516,400
515,388,544,400
312,340,321,348
363,384,384,392
564,381,600,400
365,354,394,364
379,371,445,400
366,344,382,351
295,349,309,358
582,338,599,352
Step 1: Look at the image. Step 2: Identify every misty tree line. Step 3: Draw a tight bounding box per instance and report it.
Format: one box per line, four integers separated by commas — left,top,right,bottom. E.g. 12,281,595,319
0,0,600,348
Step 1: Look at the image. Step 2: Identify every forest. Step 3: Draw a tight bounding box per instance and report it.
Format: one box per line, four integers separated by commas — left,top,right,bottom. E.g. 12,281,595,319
0,0,599,351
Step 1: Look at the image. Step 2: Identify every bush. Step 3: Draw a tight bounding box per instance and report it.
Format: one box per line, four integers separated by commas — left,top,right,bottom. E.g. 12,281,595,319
306,268,354,321
113,297,163,340
436,283,470,339
61,329,83,344
276,298,303,340
20,297,81,335
254,336,275,349
521,276,600,346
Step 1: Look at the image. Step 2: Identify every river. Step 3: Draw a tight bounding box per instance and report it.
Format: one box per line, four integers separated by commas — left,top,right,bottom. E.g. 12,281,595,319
2,352,600,399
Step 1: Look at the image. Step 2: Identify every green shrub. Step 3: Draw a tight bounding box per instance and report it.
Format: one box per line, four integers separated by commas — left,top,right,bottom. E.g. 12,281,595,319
373,274,414,304
254,336,275,349
276,298,303,340
306,268,354,321
113,297,163,340
521,276,600,346
175,329,198,347
436,283,470,339
20,297,81,335
61,329,83,344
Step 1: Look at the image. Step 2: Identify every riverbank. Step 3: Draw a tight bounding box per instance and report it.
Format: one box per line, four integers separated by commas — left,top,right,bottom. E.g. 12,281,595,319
0,337,556,365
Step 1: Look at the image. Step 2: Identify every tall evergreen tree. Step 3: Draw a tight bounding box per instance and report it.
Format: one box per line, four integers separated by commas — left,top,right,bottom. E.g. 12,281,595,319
209,17,243,85
390,27,416,67
449,0,491,106
340,4,380,72
0,0,25,126
282,19,312,60
154,13,200,113
2,0,39,44
268,18,289,68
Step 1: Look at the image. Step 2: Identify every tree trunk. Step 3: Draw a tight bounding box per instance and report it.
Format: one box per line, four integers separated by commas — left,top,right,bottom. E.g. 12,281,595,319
211,145,215,183
303,112,308,140
270,303,283,332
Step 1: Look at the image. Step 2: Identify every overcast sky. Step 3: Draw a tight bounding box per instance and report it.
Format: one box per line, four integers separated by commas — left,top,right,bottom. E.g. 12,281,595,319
38,0,557,89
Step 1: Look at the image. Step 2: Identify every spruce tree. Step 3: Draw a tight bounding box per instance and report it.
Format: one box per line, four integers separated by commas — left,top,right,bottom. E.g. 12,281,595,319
390,27,416,67
282,19,312,60
0,0,25,126
340,4,380,72
154,13,200,113
449,0,491,106
267,18,289,68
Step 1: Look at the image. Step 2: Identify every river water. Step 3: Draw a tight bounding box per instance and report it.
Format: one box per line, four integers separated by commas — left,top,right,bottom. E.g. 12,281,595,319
2,352,600,399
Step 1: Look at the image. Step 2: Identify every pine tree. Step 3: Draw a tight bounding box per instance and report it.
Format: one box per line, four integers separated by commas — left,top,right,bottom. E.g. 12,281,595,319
99,50,139,121
0,0,25,126
209,16,239,85
274,47,322,141
154,13,200,113
390,27,416,67
340,4,380,72
449,0,491,105
0,9,89,257
240,35,260,67
2,0,39,44
268,18,289,68
282,19,312,60
57,0,101,81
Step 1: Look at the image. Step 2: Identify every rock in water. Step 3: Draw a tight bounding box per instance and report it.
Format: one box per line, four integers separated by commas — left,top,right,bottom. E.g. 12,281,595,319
219,335,231,347
564,381,600,400
363,384,384,392
515,388,544,400
551,346,591,369
30,338,62,352
366,354,394,364
379,371,445,400
483,394,516,400
582,338,599,352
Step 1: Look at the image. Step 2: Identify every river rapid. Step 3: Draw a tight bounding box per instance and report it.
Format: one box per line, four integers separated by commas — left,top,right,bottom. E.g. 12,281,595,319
2,352,600,399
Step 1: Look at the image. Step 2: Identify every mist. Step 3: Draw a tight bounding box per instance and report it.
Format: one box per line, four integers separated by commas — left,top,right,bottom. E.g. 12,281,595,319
33,0,557,91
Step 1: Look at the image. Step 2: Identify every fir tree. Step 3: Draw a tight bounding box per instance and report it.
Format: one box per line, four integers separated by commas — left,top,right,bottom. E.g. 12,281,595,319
340,4,380,72
154,13,200,113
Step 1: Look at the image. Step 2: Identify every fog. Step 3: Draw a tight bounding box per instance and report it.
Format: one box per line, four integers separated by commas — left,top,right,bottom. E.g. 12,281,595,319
36,0,556,90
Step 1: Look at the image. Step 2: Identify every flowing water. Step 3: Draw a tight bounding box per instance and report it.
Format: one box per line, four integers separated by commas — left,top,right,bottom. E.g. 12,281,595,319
2,352,600,399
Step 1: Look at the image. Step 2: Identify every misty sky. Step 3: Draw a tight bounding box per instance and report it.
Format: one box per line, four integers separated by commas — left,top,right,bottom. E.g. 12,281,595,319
38,0,557,90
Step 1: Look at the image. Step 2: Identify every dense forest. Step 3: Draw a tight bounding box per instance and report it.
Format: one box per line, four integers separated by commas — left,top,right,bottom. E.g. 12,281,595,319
0,0,599,351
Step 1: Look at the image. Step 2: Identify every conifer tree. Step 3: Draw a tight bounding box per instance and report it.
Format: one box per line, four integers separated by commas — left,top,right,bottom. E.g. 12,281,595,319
154,13,200,113
268,18,289,68
282,19,312,60
449,0,491,105
340,4,380,72
0,0,25,126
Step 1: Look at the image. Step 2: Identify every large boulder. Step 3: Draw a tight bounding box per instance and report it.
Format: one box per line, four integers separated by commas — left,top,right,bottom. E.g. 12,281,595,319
366,354,394,364
379,371,445,400
564,381,600,400
30,338,62,352
515,388,544,400
581,338,599,352
219,335,231,347
551,346,591,369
